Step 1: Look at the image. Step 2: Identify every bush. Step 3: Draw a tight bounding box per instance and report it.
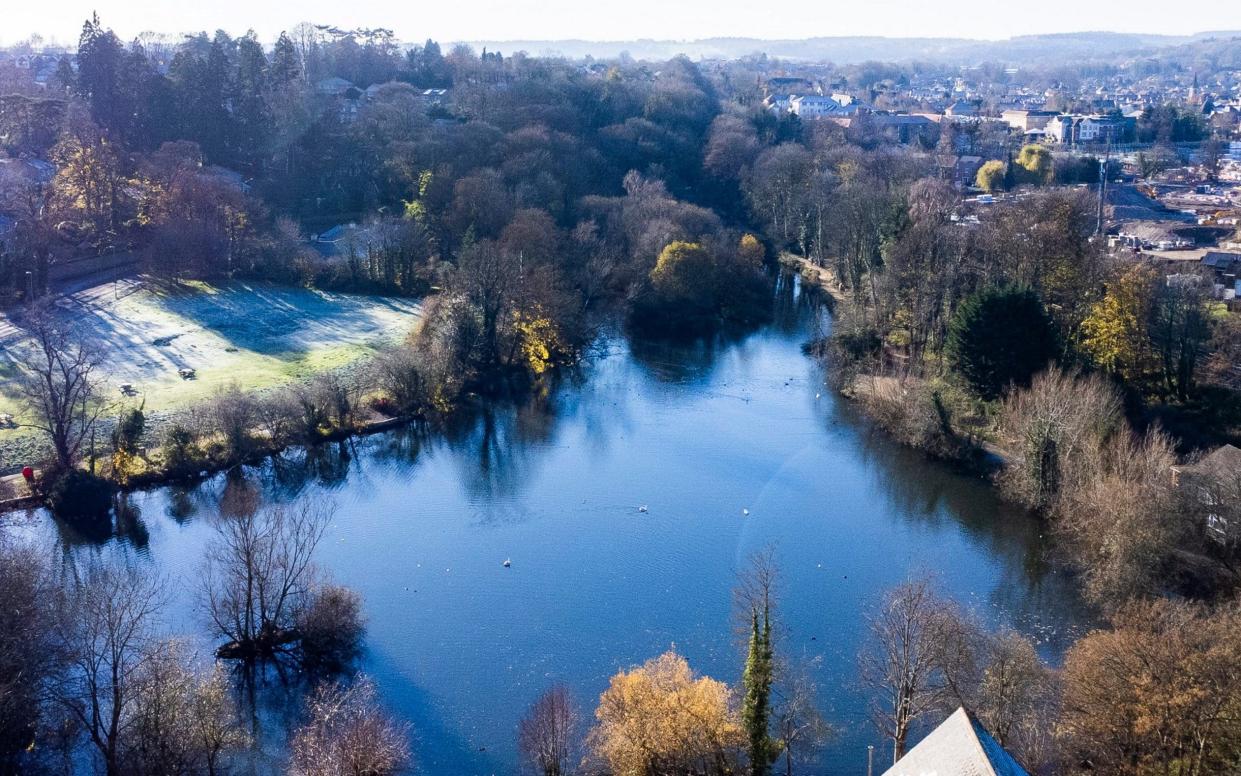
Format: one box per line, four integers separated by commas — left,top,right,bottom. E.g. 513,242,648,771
297,585,365,674
946,285,1057,401
858,378,973,461
45,469,113,520
202,385,258,460
111,406,145,454
162,424,197,474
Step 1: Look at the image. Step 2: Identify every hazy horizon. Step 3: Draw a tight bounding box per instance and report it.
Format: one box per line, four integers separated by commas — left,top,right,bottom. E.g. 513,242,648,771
5,0,1241,48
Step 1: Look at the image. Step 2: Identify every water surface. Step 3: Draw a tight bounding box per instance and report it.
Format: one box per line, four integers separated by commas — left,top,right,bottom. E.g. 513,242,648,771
18,274,1090,774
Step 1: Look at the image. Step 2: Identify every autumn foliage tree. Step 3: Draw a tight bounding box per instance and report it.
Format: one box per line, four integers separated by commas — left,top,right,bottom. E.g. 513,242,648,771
974,160,1006,192
1014,144,1053,185
1059,600,1241,776
1081,263,1159,384
590,650,743,775
49,110,126,243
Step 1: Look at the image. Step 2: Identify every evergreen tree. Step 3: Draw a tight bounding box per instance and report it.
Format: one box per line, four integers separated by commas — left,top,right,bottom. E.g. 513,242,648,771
1002,151,1017,190
232,33,271,167
742,608,777,776
946,285,1058,400
53,56,76,94
271,32,302,86
118,44,159,149
75,14,125,135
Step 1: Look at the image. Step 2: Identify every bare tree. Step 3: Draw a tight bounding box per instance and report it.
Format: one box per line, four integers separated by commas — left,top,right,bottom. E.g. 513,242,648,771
203,502,330,659
733,549,779,643
287,677,410,776
14,308,107,471
773,657,833,776
998,367,1122,510
859,577,952,763
973,630,1058,772
1056,426,1183,606
121,640,249,776
53,563,167,776
0,538,58,772
201,384,260,461
518,685,577,776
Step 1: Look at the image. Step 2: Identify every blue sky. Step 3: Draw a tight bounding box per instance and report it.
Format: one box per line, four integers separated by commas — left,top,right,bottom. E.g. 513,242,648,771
5,0,1240,47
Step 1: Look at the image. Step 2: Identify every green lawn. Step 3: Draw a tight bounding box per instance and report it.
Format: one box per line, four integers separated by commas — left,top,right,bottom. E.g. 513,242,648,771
0,277,421,446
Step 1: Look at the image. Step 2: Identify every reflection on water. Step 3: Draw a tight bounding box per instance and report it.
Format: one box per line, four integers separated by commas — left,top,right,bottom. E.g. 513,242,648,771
13,273,1093,774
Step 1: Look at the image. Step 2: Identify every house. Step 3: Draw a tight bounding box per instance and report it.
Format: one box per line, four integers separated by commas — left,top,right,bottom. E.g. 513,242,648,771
945,100,979,117
763,93,794,113
315,77,355,96
766,76,815,95
1078,114,1131,144
867,113,937,144
790,95,845,119
313,223,364,257
954,155,984,189
1172,445,1241,547
0,157,55,186
1045,114,1134,145
1001,109,1057,132
882,707,1029,776
1201,250,1241,283
1045,115,1075,144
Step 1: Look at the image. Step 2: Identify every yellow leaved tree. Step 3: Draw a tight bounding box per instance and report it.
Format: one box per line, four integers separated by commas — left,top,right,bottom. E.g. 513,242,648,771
738,234,766,269
513,307,564,375
590,650,743,775
1081,264,1158,383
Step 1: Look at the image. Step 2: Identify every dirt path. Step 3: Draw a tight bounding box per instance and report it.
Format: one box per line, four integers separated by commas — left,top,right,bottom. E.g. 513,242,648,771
778,253,848,304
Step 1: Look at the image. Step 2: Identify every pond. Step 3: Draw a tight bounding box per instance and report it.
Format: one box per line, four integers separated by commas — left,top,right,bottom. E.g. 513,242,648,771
13,272,1092,774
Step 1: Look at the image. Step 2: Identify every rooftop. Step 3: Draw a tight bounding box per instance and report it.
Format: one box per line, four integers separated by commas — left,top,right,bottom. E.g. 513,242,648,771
881,707,1030,776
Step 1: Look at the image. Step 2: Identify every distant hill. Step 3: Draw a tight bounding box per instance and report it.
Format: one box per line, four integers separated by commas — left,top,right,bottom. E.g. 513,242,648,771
462,31,1241,65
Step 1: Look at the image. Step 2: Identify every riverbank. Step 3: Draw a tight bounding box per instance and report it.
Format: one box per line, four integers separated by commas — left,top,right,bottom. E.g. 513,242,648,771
777,253,847,304
0,401,423,515
838,371,1006,475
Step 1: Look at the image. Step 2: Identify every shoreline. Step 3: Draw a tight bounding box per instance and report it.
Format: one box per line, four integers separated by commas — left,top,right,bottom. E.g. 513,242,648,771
0,410,424,517
777,252,848,304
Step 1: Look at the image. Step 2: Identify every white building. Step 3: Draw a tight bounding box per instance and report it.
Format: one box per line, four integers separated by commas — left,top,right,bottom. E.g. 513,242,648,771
882,707,1030,776
790,95,845,119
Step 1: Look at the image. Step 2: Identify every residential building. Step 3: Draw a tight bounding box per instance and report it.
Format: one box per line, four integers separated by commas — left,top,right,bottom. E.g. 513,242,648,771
945,100,979,117
790,95,845,119
1046,114,1135,145
1202,250,1241,283
881,707,1030,776
1172,445,1241,548
1001,109,1058,132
